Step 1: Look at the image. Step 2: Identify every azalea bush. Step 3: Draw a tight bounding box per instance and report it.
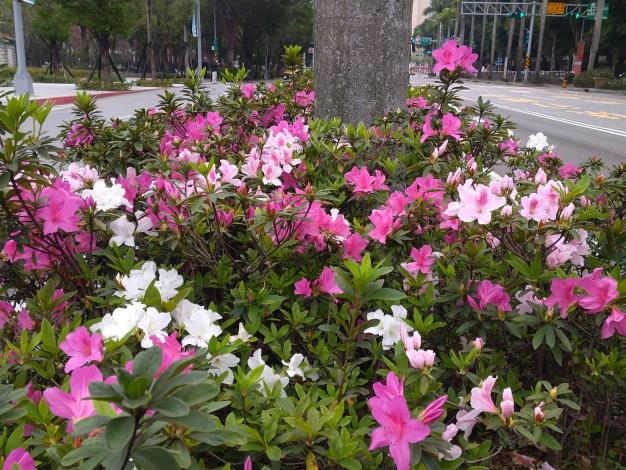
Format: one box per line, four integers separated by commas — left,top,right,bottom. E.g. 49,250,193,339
1,41,625,470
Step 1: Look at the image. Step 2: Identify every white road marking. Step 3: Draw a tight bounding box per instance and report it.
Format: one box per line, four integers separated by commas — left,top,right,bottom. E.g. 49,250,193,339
492,103,626,138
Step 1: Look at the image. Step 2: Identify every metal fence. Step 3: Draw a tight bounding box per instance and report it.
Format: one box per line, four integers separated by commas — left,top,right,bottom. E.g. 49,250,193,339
473,70,571,84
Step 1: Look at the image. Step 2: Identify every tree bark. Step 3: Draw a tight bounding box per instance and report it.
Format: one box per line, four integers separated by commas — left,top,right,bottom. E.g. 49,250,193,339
587,0,605,71
50,40,61,73
313,0,412,125
98,35,113,82
506,15,516,62
489,14,498,77
534,0,548,75
146,0,157,79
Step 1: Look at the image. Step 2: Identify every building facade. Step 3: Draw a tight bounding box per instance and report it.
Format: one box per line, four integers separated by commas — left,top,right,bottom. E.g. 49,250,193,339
411,0,431,31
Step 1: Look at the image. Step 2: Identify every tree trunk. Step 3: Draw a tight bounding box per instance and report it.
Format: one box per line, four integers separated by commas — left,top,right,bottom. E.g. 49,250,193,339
489,14,498,77
587,0,605,71
146,0,157,79
183,21,191,72
98,35,113,82
516,15,526,74
506,15,515,62
479,9,487,66
314,0,412,125
50,40,61,73
534,0,548,75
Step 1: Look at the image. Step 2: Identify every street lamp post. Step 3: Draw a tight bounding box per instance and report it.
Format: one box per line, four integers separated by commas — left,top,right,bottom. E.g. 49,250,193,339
196,0,202,76
12,0,33,96
523,1,537,83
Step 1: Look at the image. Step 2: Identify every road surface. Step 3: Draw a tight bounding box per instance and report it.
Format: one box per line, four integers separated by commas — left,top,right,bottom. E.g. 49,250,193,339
411,75,626,168
40,83,228,136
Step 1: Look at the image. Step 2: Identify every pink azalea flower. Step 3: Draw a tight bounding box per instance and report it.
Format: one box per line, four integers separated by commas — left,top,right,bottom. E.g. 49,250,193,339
368,207,394,244
544,278,579,317
3,448,35,470
559,161,581,180
294,278,313,297
342,233,369,262
59,327,104,373
38,184,82,235
386,191,407,216
0,301,13,329
419,395,447,424
314,267,343,296
601,307,626,339
500,387,515,418
241,83,256,99
43,365,104,432
405,174,445,207
152,333,194,375
470,375,498,413
373,372,405,400
407,96,428,109
17,309,35,331
401,245,434,277
444,180,506,225
294,90,315,107
406,349,436,369
455,408,481,439
468,280,511,313
420,113,462,143
369,395,431,470
498,138,518,156
578,269,618,313
344,166,389,194
432,40,478,74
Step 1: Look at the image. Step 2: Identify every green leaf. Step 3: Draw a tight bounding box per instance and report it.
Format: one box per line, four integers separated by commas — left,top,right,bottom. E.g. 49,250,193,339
132,446,179,470
539,432,562,450
132,347,162,383
544,326,555,348
266,445,282,461
104,415,135,451
532,327,545,350
152,397,189,418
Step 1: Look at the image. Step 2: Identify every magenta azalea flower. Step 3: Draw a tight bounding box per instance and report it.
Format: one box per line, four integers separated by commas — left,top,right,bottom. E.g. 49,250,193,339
341,233,369,262
345,166,389,194
3,448,35,470
432,39,478,74
544,278,579,317
601,307,626,339
368,207,394,244
38,184,82,235
368,372,431,470
578,269,618,313
59,326,104,373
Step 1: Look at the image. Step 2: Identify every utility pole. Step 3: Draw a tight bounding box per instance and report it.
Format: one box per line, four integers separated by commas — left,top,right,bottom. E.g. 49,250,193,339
460,15,466,44
196,0,202,75
523,1,536,83
515,12,526,78
587,0,605,70
12,0,33,96
213,0,217,49
534,0,548,77
470,14,476,49
506,9,516,65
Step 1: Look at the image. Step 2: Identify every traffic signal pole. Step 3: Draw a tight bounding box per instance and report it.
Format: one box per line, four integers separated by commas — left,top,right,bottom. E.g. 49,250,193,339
523,1,536,82
12,0,33,96
196,0,202,76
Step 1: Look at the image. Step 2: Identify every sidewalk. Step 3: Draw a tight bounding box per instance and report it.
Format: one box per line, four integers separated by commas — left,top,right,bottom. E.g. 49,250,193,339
0,82,164,106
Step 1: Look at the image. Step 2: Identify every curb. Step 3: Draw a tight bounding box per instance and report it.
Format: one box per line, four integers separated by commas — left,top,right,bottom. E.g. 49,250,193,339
34,87,160,106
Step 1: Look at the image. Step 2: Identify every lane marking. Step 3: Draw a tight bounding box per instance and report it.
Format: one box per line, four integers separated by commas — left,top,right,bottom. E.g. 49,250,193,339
491,103,626,137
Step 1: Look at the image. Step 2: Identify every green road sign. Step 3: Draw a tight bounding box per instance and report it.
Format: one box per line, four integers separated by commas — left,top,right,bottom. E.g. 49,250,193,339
420,37,432,46
587,2,609,19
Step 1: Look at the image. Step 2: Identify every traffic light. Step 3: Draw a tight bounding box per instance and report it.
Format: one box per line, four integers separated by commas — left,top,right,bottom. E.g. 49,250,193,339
518,10,526,18
523,28,530,45
575,12,582,19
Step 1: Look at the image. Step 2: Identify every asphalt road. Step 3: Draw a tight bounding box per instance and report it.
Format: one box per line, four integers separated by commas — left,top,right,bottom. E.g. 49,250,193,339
411,75,626,168
40,83,228,136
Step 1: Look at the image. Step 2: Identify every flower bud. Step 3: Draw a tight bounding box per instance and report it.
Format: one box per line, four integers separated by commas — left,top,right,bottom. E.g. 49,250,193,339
596,174,605,184
406,348,436,370
472,337,485,350
442,423,459,442
535,168,548,185
446,168,463,190
580,196,591,207
534,402,545,422
466,157,477,176
559,203,575,222
501,205,513,218
549,387,558,399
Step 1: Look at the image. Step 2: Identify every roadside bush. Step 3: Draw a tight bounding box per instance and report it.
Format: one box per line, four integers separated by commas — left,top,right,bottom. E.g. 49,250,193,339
572,71,594,88
602,77,626,90
134,78,177,87
0,41,625,470
75,79,132,91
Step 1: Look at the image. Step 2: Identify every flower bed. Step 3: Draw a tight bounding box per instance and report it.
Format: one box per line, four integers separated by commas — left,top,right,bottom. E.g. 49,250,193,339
0,42,625,469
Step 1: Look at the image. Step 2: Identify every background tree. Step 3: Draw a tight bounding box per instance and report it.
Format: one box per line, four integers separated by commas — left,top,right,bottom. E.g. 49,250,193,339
31,0,71,74
58,0,138,82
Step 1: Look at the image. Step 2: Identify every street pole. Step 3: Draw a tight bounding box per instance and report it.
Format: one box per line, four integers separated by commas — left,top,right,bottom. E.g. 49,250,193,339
489,13,498,78
534,0,548,78
460,15,466,44
196,0,202,76
480,1,487,67
470,14,476,49
523,1,536,83
587,0,604,71
12,0,33,96
213,0,217,46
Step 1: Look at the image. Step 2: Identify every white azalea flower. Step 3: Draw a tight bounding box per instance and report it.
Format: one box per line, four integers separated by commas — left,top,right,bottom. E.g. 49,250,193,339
138,308,171,348
81,179,129,211
116,262,157,301
247,349,288,396
91,301,147,341
228,322,252,343
109,215,136,247
207,353,240,384
135,211,157,236
154,268,183,301
182,307,222,347
364,306,413,350
172,299,197,326
282,353,305,379
526,132,549,151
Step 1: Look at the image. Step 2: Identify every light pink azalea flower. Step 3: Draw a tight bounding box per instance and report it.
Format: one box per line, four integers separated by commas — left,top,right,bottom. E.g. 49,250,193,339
59,326,104,373
444,179,506,225
470,375,498,413
500,388,515,418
